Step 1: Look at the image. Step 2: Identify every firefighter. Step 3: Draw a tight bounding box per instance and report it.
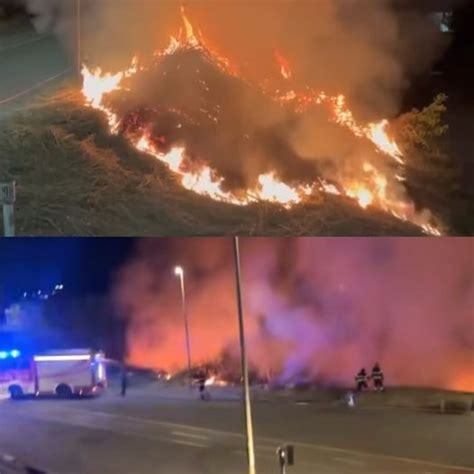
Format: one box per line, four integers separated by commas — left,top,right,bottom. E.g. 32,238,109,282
371,362,385,392
120,365,128,397
355,368,368,391
197,370,210,401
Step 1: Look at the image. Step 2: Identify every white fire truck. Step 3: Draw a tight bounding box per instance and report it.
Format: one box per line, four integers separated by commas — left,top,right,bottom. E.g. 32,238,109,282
0,349,107,399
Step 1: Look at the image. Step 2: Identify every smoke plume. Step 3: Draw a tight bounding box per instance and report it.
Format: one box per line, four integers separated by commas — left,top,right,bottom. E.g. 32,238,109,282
21,1,454,219
26,0,448,118
112,238,474,392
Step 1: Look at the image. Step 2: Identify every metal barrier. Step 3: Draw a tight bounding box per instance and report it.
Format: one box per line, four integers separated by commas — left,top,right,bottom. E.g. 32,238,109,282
0,181,15,237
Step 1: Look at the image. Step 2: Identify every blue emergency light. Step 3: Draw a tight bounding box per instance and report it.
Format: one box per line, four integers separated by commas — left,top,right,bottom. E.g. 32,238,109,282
0,349,21,359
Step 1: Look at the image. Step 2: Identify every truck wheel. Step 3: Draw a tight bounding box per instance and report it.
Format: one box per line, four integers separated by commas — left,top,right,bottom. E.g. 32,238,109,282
8,385,24,400
56,384,73,399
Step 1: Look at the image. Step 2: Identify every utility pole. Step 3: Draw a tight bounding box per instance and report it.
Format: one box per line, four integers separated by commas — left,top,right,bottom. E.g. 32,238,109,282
76,0,81,75
233,237,256,474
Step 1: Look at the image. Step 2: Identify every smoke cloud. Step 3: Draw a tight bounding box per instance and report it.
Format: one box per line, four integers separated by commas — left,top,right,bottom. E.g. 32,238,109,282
112,238,474,392
20,1,453,215
25,0,448,117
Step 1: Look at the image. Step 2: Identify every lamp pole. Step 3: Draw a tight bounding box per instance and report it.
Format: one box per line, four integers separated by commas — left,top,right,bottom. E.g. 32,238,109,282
232,237,256,474
174,266,192,374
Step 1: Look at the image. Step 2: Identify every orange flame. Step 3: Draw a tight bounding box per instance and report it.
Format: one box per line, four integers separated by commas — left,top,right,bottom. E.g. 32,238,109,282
205,376,228,387
79,7,441,235
180,6,200,47
347,185,374,209
274,50,292,80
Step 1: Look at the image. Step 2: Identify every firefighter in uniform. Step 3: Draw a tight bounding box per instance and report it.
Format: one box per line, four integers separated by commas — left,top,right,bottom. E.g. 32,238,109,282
121,364,128,397
355,368,368,391
198,371,206,400
371,363,384,391
195,369,210,401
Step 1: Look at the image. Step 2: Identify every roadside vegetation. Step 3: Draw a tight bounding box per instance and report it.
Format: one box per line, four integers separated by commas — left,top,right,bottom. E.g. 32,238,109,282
395,93,473,234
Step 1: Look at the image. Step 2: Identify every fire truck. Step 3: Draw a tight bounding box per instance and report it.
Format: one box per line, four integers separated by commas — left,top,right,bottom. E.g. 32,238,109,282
0,349,107,399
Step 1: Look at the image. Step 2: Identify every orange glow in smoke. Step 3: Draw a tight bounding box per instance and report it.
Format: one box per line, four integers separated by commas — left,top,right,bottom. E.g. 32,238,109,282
118,239,473,392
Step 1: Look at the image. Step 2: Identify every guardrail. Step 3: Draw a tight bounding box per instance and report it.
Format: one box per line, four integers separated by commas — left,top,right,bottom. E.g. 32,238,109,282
0,181,15,237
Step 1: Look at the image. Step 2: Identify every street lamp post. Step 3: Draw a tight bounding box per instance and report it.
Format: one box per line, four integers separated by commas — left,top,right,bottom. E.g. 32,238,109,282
232,237,256,474
174,266,192,374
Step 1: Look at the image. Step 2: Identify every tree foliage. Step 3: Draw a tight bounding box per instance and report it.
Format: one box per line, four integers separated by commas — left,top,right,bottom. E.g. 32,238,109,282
395,93,449,153
394,94,471,234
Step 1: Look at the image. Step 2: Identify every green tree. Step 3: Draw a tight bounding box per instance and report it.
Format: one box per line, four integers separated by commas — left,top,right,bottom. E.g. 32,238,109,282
394,94,471,234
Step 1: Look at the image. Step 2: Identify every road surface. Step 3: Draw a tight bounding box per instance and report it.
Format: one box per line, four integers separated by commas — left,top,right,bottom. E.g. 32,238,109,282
0,19,69,113
0,385,472,474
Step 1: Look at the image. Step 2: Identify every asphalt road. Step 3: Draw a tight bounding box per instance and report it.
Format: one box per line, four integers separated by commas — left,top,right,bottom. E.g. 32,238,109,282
0,386,472,474
0,19,69,113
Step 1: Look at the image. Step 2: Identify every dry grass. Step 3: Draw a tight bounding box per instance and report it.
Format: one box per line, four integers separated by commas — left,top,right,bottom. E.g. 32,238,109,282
0,83,424,236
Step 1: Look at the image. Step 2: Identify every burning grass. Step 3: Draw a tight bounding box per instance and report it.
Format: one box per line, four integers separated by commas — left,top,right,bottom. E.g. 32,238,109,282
0,83,426,236
76,7,447,235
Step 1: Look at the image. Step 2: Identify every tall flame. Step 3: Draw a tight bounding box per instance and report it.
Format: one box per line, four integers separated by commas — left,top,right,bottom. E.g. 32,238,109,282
180,6,200,47
274,50,292,80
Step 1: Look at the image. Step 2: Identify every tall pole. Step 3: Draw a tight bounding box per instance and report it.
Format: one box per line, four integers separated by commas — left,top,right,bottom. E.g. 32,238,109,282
175,267,192,373
76,0,81,75
233,237,256,474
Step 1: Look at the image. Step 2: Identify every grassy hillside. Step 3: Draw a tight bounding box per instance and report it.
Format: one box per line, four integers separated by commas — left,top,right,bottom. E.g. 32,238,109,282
0,84,425,236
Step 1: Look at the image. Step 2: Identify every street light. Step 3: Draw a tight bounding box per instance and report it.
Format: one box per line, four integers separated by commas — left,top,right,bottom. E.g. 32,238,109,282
174,266,192,374
232,237,256,474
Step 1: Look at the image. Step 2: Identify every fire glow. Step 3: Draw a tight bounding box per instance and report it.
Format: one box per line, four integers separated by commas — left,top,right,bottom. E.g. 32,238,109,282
117,238,474,393
81,7,441,234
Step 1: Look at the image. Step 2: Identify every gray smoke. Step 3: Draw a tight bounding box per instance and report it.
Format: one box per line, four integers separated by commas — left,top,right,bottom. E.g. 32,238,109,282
23,0,451,117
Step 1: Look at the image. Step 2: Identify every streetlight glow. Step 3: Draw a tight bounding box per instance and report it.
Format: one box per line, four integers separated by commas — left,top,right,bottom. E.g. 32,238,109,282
173,265,191,374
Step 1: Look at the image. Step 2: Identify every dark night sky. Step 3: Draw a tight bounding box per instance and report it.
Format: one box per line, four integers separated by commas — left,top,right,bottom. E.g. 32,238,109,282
0,238,136,307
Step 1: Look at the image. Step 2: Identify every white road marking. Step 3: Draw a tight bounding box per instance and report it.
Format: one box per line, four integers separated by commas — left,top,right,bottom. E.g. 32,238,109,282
0,34,48,53
171,430,209,441
170,438,208,449
78,408,474,471
0,69,70,106
5,408,207,452
333,456,366,466
9,405,474,472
